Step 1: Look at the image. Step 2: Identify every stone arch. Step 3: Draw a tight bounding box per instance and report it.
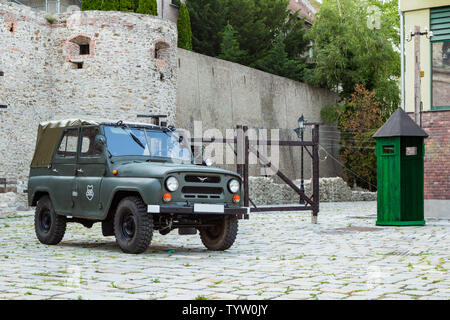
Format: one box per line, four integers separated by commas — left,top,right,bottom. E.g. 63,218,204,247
66,34,94,59
154,40,171,67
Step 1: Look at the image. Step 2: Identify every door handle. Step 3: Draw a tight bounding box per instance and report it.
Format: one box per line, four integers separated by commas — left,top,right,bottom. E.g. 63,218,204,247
77,168,84,174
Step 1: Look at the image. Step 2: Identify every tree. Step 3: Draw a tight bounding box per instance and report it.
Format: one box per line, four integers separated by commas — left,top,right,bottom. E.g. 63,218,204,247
219,24,247,63
227,0,293,66
177,3,193,50
337,84,384,191
101,0,120,11
81,0,102,10
136,0,158,15
255,33,305,81
305,0,400,114
186,0,230,57
186,0,309,68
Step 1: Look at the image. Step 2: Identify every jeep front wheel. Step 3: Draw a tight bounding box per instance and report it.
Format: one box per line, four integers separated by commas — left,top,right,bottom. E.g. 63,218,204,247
34,195,66,245
113,196,153,254
199,216,238,251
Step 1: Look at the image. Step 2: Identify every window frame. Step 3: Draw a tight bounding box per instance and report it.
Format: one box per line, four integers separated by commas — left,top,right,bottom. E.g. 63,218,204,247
79,126,103,159
55,127,80,160
430,39,450,110
430,6,450,111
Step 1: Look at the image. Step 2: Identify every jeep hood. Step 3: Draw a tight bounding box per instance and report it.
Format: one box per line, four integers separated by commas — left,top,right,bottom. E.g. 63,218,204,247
112,162,241,180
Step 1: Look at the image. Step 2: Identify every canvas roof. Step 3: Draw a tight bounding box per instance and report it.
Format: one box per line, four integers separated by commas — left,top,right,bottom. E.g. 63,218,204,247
30,119,99,168
373,108,429,139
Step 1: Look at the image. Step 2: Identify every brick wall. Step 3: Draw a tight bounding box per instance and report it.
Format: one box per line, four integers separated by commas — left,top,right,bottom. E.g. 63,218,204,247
421,110,450,200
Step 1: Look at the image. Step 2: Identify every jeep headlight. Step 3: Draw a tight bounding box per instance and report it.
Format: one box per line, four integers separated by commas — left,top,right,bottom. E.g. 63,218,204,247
228,179,240,194
165,176,179,192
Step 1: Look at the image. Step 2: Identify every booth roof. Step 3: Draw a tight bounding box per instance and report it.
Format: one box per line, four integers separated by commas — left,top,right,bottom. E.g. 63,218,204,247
373,108,429,138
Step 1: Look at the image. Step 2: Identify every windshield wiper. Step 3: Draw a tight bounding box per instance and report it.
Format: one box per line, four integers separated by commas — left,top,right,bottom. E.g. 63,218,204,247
116,121,145,149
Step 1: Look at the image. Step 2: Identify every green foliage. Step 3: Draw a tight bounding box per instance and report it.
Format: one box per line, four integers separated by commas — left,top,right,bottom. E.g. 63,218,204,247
254,33,305,81
219,24,247,63
101,0,120,11
186,0,308,81
119,0,135,12
177,3,193,50
81,0,101,10
337,84,384,190
136,0,158,15
305,0,400,114
83,0,137,12
321,104,342,124
45,14,57,24
186,0,230,57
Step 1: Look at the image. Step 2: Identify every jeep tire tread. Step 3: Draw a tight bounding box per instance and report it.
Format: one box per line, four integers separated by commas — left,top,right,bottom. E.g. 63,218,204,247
199,216,238,251
113,196,153,254
34,195,66,245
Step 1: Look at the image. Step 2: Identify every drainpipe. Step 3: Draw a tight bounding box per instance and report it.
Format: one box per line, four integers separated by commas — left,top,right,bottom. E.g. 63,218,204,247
161,0,164,19
399,2,405,110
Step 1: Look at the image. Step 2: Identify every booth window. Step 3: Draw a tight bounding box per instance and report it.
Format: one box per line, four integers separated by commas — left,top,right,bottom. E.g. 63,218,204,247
431,6,450,110
382,145,395,155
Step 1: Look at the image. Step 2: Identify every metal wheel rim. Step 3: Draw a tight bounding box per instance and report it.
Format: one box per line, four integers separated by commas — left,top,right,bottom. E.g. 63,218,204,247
121,212,136,240
39,209,52,233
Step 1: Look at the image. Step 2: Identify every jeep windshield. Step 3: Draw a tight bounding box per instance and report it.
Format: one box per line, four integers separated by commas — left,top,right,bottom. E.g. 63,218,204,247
104,125,192,163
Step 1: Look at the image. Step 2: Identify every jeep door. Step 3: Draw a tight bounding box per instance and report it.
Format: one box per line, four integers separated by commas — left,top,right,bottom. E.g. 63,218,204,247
73,126,106,218
51,127,79,215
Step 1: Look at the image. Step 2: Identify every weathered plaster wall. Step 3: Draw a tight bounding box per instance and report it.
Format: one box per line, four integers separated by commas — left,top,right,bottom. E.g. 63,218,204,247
176,49,342,179
0,3,178,185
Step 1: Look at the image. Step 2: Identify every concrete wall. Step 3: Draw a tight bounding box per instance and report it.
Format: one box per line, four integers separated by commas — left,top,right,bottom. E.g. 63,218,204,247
176,49,342,180
404,9,432,112
0,2,178,185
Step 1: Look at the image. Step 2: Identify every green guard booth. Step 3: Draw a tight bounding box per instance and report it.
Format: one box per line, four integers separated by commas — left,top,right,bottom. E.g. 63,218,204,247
373,108,429,226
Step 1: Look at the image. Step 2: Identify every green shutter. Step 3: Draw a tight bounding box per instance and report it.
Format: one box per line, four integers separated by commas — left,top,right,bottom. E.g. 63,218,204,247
431,6,450,41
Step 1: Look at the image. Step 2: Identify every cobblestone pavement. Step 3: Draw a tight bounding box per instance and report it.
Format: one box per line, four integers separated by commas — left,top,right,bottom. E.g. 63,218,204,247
0,202,448,300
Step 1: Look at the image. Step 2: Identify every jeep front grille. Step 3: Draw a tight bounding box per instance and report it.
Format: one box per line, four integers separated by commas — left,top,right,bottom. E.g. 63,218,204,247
181,185,224,200
184,175,221,183
182,186,223,194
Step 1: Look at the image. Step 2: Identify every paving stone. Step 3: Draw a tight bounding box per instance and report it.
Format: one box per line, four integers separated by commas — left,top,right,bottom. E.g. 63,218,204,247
0,202,448,300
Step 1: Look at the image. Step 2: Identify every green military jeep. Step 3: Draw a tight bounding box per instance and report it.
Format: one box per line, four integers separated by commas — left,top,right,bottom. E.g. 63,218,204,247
28,119,248,254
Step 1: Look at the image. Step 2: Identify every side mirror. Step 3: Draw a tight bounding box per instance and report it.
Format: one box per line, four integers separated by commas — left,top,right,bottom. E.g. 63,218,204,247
95,135,106,146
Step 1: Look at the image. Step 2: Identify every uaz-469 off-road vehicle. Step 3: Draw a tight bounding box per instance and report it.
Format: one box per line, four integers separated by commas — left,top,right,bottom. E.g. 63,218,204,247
28,119,248,254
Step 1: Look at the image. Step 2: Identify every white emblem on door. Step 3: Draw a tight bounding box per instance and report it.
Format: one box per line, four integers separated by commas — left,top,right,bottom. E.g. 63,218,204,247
86,185,94,201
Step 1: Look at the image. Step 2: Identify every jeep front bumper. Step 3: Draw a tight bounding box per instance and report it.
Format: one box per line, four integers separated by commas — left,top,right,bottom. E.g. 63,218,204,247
147,204,250,220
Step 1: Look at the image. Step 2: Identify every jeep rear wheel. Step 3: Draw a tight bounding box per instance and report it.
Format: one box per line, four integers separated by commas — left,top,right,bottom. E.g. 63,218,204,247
199,216,238,251
114,196,152,254
34,195,66,245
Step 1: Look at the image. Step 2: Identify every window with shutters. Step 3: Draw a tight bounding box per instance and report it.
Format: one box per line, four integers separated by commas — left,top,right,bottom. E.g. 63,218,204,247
431,6,450,110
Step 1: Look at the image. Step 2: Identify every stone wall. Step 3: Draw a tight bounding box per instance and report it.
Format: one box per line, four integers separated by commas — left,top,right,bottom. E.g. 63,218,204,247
176,49,342,179
249,176,377,206
0,3,178,191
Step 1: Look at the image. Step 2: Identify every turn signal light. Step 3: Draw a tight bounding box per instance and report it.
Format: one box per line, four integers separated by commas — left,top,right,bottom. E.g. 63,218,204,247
163,193,172,202
233,195,241,203
112,170,118,176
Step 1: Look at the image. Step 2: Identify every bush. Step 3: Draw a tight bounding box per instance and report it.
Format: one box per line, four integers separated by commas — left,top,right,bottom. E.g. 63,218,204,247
136,0,158,15
119,0,135,12
81,0,102,10
336,84,384,191
101,0,119,11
